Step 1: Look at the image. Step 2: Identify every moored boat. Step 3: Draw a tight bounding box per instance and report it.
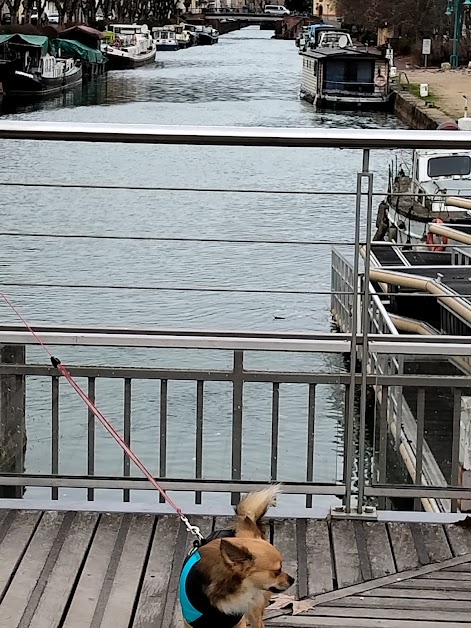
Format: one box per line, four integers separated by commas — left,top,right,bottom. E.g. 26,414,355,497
152,26,179,52
0,33,82,98
103,24,156,70
174,24,192,49
375,149,471,247
299,33,392,110
196,25,219,45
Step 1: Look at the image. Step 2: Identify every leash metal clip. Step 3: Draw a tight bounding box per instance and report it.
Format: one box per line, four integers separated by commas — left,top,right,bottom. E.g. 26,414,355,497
180,515,204,543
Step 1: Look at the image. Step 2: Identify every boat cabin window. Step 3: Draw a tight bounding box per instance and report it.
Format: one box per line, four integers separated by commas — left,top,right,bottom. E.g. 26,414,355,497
427,155,471,177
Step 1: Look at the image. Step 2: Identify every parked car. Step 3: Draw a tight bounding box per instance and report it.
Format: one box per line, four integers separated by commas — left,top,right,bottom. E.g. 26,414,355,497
264,4,290,15
47,11,59,23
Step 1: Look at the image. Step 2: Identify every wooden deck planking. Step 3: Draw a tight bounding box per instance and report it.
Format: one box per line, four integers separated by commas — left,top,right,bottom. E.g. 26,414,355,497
98,513,155,628
0,511,40,599
273,519,299,598
62,513,124,628
1,511,68,627
362,522,395,579
387,522,421,571
28,511,99,628
330,520,363,588
305,519,334,596
0,511,470,627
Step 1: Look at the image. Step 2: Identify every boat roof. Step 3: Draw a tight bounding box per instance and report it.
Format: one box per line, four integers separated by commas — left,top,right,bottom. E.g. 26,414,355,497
0,33,48,48
301,47,384,59
60,25,105,40
421,179,471,195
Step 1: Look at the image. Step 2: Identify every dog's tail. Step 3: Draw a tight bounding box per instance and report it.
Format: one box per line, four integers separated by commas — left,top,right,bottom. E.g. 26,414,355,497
235,485,280,539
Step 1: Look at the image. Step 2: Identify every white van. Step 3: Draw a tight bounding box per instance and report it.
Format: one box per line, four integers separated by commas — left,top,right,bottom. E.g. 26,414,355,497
264,4,290,15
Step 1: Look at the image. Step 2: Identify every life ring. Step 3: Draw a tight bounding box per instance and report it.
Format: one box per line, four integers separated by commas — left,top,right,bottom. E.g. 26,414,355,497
426,217,448,251
374,74,387,88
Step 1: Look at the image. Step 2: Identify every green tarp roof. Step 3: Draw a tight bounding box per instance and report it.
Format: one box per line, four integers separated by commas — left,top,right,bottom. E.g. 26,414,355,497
0,34,48,50
52,38,106,64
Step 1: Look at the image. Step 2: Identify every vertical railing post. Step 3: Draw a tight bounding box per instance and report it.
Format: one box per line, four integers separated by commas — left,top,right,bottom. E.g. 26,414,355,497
357,149,374,513
231,351,244,505
0,345,26,498
345,149,372,513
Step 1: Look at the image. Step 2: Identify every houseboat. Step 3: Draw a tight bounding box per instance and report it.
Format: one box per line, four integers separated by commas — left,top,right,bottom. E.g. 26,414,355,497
174,24,192,49
195,25,219,45
103,24,156,70
58,25,107,78
152,27,179,52
300,44,392,109
0,33,82,98
375,149,471,246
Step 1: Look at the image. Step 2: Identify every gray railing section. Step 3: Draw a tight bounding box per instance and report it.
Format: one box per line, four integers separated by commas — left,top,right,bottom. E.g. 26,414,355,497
0,122,469,149
1,328,471,511
1,125,471,512
331,250,466,513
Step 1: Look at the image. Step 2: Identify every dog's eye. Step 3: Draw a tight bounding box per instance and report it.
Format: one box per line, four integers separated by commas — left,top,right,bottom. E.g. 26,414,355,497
274,568,282,576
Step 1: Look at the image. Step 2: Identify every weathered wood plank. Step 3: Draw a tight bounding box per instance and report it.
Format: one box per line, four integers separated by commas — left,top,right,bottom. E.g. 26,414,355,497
387,522,420,572
352,522,372,582
409,524,430,566
390,577,471,590
446,563,471,572
0,510,14,543
28,512,99,628
1,511,68,628
0,510,40,598
363,522,395,579
62,513,123,628
364,586,471,601
169,516,214,628
422,570,471,580
296,519,308,600
306,520,334,596
445,523,471,556
273,519,298,598
419,524,453,563
98,513,155,628
213,516,234,532
331,520,362,588
327,595,471,611
300,552,471,606
133,515,181,628
304,606,471,622
267,617,471,627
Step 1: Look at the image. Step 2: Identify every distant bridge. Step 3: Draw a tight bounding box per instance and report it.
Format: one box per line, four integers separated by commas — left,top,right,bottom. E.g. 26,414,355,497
204,11,285,21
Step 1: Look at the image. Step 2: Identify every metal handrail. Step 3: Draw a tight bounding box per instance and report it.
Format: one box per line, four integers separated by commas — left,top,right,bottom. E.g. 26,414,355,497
0,122,470,149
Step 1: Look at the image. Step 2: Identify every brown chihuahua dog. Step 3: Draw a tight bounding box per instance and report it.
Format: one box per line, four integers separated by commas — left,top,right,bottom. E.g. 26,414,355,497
179,486,294,628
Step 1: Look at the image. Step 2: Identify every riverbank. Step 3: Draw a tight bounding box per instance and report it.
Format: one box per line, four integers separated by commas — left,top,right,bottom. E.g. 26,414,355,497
391,60,471,127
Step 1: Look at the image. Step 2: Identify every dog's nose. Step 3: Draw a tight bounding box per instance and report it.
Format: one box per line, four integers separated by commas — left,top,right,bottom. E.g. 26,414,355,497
287,574,295,586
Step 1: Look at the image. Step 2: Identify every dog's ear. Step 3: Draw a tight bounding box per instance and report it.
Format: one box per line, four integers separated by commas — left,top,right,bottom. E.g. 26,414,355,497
220,539,253,569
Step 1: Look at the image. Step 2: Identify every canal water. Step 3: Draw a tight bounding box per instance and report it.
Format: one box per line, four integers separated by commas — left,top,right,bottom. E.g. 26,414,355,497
0,27,405,506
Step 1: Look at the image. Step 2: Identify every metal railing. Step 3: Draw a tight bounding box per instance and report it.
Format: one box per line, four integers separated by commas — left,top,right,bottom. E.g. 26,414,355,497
0,124,471,515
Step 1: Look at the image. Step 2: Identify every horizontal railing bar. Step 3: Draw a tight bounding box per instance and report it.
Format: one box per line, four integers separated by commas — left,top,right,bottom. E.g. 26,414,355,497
3,330,471,355
3,325,355,339
1,365,471,387
0,365,350,384
0,122,468,150
365,485,471,499
0,474,346,495
0,331,351,352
